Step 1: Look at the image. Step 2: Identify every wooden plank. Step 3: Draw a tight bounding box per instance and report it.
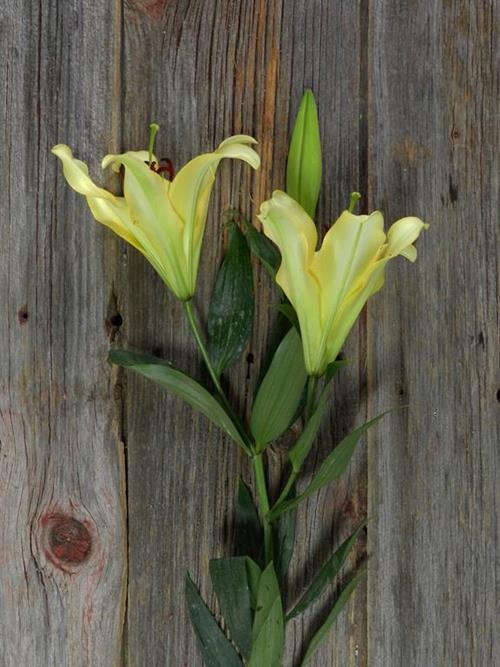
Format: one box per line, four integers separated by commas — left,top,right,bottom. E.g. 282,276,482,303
120,1,367,665
367,2,500,665
0,1,126,665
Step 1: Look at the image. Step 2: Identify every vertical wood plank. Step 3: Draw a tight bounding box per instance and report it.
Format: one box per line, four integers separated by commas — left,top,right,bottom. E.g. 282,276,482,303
0,1,126,665
121,1,367,665
367,1,499,665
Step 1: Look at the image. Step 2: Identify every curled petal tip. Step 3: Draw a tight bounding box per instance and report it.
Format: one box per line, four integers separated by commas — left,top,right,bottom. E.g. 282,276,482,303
218,134,258,147
51,143,73,158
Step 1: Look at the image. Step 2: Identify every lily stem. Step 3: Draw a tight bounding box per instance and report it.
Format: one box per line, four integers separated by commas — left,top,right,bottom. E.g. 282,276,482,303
305,375,319,421
253,452,274,565
271,375,320,514
182,299,253,453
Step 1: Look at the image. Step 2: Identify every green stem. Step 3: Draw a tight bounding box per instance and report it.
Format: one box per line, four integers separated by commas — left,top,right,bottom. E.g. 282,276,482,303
254,453,274,564
272,470,297,511
305,375,319,421
182,299,253,453
271,375,320,513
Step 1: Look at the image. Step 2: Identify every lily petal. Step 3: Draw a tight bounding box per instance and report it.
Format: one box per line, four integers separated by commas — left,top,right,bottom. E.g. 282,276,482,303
52,144,142,251
53,144,116,201
105,152,188,297
258,190,322,373
258,189,428,376
386,216,429,257
102,150,156,173
53,136,259,301
312,210,385,314
169,136,260,294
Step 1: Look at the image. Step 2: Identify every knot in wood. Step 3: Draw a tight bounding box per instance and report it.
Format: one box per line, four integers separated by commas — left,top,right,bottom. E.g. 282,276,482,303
48,516,92,565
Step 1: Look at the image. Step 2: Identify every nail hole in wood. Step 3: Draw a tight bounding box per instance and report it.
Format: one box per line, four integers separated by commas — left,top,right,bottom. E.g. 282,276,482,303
110,313,123,327
18,306,29,324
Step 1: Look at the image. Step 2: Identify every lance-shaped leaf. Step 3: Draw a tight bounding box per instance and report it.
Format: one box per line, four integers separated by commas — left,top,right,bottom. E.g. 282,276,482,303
109,349,250,453
208,223,254,375
288,392,329,474
324,358,349,386
288,360,347,473
248,563,284,667
300,568,367,665
185,573,243,667
250,328,307,451
269,412,388,520
245,557,262,613
286,521,367,621
273,484,297,584
234,478,264,565
209,557,254,660
278,302,299,331
241,218,281,278
286,89,322,218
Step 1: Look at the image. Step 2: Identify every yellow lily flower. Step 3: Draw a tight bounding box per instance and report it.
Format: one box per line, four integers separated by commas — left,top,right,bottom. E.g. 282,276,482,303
258,190,429,376
52,136,260,300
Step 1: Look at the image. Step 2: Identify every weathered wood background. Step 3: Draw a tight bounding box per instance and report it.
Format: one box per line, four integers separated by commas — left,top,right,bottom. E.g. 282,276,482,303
1,1,498,665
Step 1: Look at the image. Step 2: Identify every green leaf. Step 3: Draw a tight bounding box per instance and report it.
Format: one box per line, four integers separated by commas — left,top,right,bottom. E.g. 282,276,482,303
300,568,367,665
241,218,281,278
324,358,349,385
273,484,296,584
248,563,284,667
288,392,329,474
269,412,388,520
250,328,307,451
208,223,254,375
185,573,243,667
109,349,250,454
209,557,254,660
277,302,299,331
245,558,262,613
257,310,291,386
234,478,264,565
288,362,348,474
286,89,322,218
286,521,367,621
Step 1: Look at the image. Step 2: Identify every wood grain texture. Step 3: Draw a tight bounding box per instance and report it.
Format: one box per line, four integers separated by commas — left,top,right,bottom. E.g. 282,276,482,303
120,1,368,665
0,1,126,665
1,0,498,665
367,1,500,666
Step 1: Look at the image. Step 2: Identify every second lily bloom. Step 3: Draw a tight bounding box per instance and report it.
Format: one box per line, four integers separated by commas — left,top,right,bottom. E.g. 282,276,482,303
258,190,428,376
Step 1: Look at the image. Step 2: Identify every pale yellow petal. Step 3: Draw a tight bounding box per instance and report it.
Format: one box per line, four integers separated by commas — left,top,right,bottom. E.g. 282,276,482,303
215,135,260,170
52,144,144,251
258,191,323,373
325,261,388,363
218,135,258,147
86,196,143,251
386,216,428,257
312,210,385,303
106,152,189,298
102,150,157,173
169,137,259,294
258,191,318,266
310,210,385,368
400,244,417,262
52,144,115,201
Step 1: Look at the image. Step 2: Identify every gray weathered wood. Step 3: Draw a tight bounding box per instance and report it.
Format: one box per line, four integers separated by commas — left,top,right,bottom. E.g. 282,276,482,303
120,1,367,665
367,2,500,665
0,1,126,665
1,1,498,665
